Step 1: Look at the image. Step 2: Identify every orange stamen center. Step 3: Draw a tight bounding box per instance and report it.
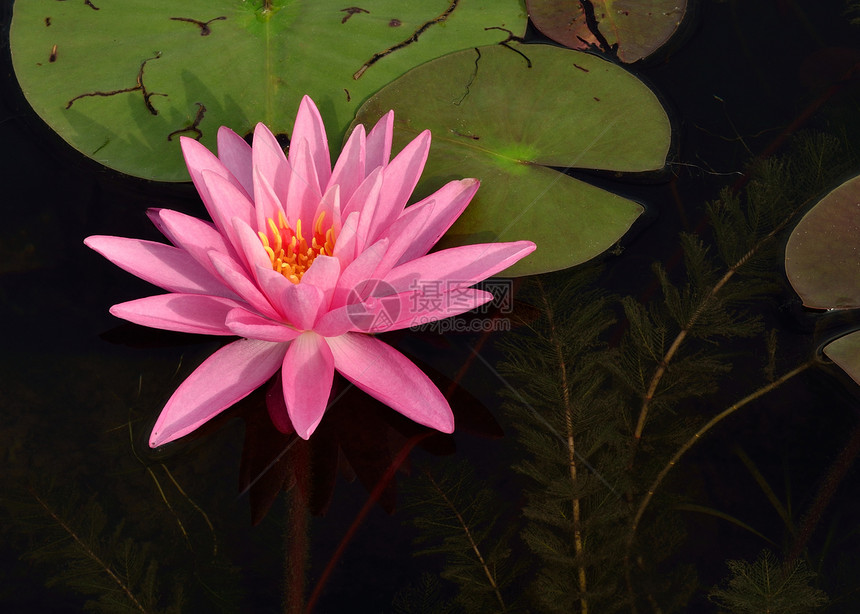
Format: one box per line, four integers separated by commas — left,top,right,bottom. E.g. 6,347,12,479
257,210,336,283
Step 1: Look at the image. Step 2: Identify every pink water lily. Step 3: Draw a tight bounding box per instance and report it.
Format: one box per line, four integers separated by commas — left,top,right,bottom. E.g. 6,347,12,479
85,96,535,446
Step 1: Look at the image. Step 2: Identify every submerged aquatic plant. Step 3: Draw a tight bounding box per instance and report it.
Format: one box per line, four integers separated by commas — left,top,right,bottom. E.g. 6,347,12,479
85,96,534,446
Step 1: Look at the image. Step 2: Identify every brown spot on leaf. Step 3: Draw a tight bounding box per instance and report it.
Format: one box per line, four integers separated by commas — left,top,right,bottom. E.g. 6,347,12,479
169,16,227,36
66,53,166,115
45,17,51,26
168,102,207,141
353,0,459,79
389,19,401,27
340,7,369,24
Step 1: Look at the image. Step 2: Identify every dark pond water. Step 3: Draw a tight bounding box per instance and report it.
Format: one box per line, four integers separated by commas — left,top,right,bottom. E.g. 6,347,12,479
3,1,860,612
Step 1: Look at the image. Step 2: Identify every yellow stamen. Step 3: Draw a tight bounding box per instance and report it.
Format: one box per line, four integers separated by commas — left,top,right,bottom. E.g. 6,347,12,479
258,210,338,283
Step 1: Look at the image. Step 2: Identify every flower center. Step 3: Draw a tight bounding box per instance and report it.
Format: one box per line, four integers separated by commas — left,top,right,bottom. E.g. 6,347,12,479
258,210,336,283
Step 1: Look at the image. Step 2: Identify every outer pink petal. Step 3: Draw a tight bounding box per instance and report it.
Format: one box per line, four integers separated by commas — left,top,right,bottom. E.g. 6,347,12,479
379,288,495,332
217,126,253,196
282,332,335,439
110,294,240,335
365,130,431,244
150,338,288,446
396,178,480,264
327,333,454,433
365,110,393,172
328,124,365,201
384,241,536,294
84,236,227,297
154,209,239,282
372,200,435,279
290,96,331,190
225,308,301,342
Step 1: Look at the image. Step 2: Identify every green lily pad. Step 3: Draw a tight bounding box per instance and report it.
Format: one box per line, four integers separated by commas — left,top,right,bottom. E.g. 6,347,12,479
785,173,860,310
353,43,670,276
823,332,860,386
785,173,860,385
10,0,525,181
526,0,687,63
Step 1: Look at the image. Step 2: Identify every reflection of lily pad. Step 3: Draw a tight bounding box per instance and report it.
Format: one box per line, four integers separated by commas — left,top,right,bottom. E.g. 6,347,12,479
785,173,860,384
10,0,525,181
526,0,687,63
353,43,671,276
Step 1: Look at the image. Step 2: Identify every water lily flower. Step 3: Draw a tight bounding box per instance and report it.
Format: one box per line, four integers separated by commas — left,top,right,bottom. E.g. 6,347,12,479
85,96,535,446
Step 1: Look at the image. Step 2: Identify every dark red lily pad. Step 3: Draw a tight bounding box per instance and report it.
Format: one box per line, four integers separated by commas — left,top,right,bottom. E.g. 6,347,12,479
526,0,687,63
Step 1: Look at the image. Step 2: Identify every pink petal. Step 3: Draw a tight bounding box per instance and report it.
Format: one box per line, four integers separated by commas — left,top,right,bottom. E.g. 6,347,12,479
332,211,359,269
217,126,253,196
225,308,301,342
301,255,341,311
180,136,250,205
373,199,435,279
154,209,240,282
331,238,389,310
314,184,341,235
284,137,323,228
365,110,393,172
396,178,480,264
344,166,384,252
365,130,431,244
232,218,276,281
150,338,288,446
380,288,495,332
84,235,227,297
266,377,295,434
328,124,365,202
384,241,537,294
312,305,356,337
290,96,331,191
280,281,325,330
110,294,240,335
252,165,285,231
327,333,454,433
209,251,281,321
252,123,291,208
282,332,334,439
199,169,255,259
254,265,293,319
146,208,178,244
